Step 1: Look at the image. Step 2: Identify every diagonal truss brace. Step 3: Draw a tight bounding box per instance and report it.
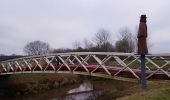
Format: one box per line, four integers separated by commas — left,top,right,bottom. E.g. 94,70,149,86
114,56,140,79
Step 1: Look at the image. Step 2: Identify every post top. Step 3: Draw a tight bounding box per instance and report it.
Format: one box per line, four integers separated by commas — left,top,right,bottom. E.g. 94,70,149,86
140,14,147,22
141,15,147,18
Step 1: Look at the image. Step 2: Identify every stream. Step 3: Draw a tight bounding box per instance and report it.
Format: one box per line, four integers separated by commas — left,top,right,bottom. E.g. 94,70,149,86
52,80,101,100
23,80,101,100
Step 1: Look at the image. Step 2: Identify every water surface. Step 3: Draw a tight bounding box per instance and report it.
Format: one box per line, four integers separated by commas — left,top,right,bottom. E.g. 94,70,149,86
53,80,101,100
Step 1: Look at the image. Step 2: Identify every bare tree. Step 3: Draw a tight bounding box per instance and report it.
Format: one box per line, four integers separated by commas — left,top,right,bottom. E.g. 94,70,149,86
93,29,114,51
94,29,111,47
72,40,81,49
83,38,94,51
115,27,135,53
23,40,50,55
72,40,84,51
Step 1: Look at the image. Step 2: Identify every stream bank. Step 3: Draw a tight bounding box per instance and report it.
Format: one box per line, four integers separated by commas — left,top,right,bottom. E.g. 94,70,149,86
0,73,138,100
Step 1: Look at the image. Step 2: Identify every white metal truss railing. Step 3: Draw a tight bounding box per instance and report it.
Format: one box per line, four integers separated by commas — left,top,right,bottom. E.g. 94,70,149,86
1,52,170,80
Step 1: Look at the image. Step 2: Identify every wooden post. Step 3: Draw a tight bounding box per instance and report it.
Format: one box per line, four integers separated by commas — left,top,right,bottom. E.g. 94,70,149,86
141,54,147,90
137,14,148,90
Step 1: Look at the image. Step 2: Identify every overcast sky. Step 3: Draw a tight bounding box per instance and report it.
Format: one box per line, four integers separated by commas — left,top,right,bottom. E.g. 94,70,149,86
0,0,170,55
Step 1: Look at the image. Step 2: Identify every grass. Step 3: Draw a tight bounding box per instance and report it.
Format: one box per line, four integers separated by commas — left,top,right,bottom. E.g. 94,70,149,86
117,80,170,100
121,88,170,100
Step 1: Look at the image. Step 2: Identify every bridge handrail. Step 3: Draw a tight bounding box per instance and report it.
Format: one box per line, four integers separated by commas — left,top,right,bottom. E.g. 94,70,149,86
0,52,133,63
1,52,170,63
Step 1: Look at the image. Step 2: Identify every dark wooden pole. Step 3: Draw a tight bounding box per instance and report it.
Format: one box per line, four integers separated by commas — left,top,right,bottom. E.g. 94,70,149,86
141,54,147,90
137,15,148,90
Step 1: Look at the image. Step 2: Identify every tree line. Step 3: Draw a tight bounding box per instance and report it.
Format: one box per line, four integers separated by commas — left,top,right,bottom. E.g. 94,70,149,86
23,27,138,56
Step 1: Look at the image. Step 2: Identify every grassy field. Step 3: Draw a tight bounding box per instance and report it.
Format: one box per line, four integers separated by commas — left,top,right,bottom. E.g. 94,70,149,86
117,80,170,100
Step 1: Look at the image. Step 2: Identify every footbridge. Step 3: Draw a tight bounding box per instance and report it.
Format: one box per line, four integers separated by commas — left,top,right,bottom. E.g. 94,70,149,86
1,52,170,80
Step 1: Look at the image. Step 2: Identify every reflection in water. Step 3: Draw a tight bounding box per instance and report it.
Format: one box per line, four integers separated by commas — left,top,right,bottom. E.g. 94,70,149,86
65,92,99,100
53,80,101,100
68,80,93,94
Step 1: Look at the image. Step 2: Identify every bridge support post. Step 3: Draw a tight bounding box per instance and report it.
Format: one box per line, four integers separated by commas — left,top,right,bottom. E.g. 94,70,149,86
141,54,147,90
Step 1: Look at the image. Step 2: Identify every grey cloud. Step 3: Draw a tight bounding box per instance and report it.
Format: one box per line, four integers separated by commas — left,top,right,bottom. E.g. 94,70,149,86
0,0,170,54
